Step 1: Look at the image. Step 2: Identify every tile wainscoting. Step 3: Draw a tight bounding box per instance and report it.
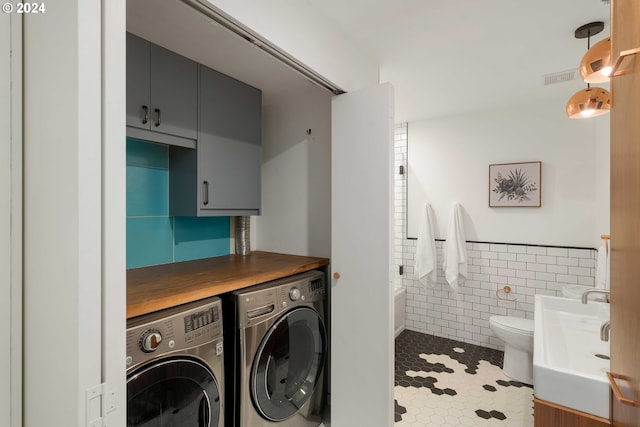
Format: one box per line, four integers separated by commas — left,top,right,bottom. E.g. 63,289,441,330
401,239,595,349
393,124,597,350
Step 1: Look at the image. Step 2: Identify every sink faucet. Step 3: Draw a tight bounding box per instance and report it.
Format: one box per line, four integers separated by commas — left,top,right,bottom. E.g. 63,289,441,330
600,321,610,342
581,289,610,304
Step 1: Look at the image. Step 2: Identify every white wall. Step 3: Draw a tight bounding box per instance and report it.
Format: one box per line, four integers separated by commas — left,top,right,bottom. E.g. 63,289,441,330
23,1,103,425
396,126,600,350
255,86,332,257
204,0,379,92
407,96,610,248
594,111,610,240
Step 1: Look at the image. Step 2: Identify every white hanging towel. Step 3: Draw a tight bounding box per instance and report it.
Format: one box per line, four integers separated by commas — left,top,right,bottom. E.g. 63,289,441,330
415,203,437,287
595,243,610,290
443,202,468,292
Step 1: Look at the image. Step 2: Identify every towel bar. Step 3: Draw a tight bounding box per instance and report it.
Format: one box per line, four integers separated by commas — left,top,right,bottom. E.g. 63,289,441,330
611,47,640,78
607,371,640,407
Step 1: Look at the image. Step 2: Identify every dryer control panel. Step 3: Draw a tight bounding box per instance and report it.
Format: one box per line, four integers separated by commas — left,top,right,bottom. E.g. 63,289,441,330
235,270,326,329
126,297,223,370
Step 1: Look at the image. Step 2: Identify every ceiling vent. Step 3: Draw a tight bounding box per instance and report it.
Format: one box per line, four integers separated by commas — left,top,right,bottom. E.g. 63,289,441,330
543,69,578,86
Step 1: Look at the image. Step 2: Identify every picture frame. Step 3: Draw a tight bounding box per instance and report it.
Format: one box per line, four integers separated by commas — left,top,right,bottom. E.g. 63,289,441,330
489,161,541,207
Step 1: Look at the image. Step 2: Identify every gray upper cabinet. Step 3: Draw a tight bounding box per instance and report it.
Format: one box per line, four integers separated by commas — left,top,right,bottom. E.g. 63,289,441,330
126,33,150,130
198,65,262,213
169,65,262,216
126,33,197,143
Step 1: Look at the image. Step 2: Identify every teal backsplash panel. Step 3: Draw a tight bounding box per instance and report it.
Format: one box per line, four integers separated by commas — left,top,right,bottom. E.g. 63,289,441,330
127,138,168,169
126,165,169,217
126,217,174,268
174,217,231,262
126,138,230,268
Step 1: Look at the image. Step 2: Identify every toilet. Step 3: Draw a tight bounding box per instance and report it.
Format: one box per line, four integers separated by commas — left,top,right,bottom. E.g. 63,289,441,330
489,315,535,384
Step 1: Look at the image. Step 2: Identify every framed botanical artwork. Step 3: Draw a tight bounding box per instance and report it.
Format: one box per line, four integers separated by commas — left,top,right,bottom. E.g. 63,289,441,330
489,161,541,207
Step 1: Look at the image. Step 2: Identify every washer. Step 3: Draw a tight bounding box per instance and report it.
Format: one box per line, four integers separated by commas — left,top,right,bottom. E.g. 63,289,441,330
224,270,327,427
126,297,225,427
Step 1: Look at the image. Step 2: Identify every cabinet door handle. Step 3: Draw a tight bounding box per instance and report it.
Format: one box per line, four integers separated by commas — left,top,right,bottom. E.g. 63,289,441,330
154,108,161,127
607,372,640,407
141,105,149,124
203,181,209,206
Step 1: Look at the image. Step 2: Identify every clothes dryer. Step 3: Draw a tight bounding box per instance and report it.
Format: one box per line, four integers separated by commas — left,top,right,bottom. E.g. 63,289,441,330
126,297,225,427
224,270,327,427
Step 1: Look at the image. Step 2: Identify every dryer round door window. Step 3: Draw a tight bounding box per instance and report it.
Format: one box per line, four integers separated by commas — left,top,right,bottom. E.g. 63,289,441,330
127,357,221,427
251,306,327,422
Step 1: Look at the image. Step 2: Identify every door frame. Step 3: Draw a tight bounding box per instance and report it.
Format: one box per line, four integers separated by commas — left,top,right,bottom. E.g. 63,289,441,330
1,12,23,427
102,1,127,425
19,1,126,425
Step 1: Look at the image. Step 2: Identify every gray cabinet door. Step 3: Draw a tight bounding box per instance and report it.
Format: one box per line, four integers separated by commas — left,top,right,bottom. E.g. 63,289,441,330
198,65,261,212
150,45,197,140
126,33,197,140
126,33,151,130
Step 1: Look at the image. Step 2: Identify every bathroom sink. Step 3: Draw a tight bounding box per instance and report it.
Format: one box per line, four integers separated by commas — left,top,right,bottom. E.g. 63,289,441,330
533,295,610,419
561,284,607,301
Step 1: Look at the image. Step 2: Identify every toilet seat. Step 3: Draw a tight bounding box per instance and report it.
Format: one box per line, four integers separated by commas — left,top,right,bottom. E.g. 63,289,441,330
490,316,534,335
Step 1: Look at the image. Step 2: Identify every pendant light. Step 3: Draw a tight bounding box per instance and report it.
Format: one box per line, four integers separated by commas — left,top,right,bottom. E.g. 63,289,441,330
579,37,612,83
566,86,611,118
566,22,612,119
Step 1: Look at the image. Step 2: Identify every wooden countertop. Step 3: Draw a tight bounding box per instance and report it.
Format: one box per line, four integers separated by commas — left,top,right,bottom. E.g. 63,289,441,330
127,251,330,319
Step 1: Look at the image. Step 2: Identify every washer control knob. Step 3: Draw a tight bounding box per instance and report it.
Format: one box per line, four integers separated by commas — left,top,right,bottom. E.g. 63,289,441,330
289,287,301,301
140,329,162,353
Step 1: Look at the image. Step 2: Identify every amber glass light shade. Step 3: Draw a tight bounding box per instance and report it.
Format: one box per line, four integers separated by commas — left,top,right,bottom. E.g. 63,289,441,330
579,37,612,83
566,87,611,118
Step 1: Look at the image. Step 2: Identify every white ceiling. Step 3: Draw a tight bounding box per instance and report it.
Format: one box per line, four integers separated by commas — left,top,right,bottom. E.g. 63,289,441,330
128,0,612,122
303,0,612,122
127,0,321,105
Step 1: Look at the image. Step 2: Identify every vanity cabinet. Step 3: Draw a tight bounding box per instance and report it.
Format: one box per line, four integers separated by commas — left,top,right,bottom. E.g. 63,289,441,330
126,32,198,144
169,65,262,216
534,397,610,427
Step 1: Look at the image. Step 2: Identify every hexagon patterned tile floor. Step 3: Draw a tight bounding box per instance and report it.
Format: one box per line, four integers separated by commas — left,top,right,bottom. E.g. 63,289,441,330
395,330,534,427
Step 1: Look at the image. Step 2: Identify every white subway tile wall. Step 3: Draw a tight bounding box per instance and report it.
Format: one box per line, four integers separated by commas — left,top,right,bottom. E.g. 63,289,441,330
393,123,597,350
394,123,408,289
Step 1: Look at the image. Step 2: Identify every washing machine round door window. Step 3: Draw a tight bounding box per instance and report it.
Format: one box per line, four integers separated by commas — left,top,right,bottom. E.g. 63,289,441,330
251,306,327,422
127,357,221,427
